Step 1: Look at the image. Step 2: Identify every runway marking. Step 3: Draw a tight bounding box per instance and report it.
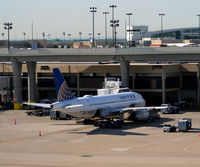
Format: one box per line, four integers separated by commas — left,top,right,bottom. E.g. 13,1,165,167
110,135,184,152
111,148,129,152
34,133,70,143
35,139,49,143
70,136,88,143
183,141,200,153
130,136,184,149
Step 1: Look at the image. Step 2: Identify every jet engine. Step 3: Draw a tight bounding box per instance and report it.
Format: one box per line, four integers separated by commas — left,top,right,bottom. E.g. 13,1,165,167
127,110,149,121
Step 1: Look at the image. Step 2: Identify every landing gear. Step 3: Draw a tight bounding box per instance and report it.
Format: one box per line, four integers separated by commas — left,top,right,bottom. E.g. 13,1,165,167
93,118,124,128
83,119,94,125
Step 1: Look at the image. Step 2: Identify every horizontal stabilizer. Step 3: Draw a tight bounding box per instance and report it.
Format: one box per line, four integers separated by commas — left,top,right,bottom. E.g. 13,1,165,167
22,102,51,108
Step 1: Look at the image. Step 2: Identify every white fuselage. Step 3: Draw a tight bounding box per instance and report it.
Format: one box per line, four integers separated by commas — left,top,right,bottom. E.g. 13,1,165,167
52,92,146,118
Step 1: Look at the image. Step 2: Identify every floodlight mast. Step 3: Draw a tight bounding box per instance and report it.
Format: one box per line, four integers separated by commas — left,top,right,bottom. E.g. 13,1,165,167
103,11,109,45
4,22,13,51
109,5,117,46
126,13,133,46
197,14,200,39
110,19,119,47
159,13,165,44
90,7,97,48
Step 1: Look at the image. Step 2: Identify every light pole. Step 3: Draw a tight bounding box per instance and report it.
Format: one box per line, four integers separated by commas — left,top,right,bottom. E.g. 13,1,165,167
159,13,165,43
126,13,133,46
4,23,12,51
88,33,92,40
103,11,109,46
42,32,45,40
1,33,4,40
97,33,101,40
22,32,26,41
90,7,97,48
68,33,71,42
62,32,66,41
79,32,82,41
110,19,119,47
47,33,51,40
197,14,200,39
125,19,127,42
109,5,117,46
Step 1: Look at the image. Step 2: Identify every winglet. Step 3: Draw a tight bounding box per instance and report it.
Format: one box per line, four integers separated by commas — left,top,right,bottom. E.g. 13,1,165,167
53,68,76,101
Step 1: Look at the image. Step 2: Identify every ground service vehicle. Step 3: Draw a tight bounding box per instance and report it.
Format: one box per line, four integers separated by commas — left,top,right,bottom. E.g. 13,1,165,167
161,104,179,114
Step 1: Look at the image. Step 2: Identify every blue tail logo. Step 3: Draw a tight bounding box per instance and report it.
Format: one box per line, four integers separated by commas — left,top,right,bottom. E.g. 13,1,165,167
53,68,76,101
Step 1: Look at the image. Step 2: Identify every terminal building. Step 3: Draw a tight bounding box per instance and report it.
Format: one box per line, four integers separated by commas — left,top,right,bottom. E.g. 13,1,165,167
0,62,199,108
127,26,200,41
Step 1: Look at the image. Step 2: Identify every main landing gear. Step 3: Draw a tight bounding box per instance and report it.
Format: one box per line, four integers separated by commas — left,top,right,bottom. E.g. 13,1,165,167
93,117,124,128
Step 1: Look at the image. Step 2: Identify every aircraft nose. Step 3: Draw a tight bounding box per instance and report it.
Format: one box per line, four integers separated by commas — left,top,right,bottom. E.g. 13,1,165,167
143,98,146,106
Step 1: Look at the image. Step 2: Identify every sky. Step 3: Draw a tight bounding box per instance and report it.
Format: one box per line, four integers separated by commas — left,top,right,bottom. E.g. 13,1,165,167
1,0,200,40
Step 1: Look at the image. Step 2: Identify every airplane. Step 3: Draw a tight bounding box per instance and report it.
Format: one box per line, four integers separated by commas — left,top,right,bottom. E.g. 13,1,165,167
165,43,195,47
24,68,166,125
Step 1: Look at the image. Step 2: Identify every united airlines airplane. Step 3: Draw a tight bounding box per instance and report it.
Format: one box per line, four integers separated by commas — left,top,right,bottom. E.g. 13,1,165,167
25,68,165,122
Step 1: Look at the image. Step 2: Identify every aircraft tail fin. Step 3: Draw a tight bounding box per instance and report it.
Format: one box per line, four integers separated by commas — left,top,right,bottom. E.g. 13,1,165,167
53,68,76,101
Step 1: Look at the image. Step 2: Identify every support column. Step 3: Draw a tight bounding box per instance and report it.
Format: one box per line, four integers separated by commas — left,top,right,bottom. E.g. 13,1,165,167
120,60,130,88
12,61,22,110
162,66,166,104
197,64,200,108
27,62,37,103
77,73,80,97
132,71,136,91
178,72,182,101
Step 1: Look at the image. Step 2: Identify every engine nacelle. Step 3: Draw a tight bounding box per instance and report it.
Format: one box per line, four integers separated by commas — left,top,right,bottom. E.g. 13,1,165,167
128,110,149,121
135,110,149,121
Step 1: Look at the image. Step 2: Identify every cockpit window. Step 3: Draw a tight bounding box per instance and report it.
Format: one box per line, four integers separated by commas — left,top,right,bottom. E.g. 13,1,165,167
118,88,131,93
136,93,143,100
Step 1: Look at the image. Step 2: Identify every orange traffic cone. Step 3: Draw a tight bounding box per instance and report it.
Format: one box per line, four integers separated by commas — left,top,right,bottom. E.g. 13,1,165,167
14,119,16,125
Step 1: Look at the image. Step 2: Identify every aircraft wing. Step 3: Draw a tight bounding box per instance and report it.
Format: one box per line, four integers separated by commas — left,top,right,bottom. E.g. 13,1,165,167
23,102,52,109
120,106,167,113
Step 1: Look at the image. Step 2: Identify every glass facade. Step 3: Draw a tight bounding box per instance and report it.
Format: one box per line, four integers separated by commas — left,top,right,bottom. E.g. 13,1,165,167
148,28,200,40
166,76,180,89
151,31,181,39
182,73,197,90
79,77,104,89
135,77,162,89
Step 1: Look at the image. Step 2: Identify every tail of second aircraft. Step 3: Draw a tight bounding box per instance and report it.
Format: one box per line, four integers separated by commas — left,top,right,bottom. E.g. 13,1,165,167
53,68,76,101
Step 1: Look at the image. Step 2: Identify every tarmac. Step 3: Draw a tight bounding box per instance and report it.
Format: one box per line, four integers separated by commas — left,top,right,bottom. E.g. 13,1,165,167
0,110,200,167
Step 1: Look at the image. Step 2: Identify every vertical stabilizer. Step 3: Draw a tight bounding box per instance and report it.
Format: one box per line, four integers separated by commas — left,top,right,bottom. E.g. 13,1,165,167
53,68,76,101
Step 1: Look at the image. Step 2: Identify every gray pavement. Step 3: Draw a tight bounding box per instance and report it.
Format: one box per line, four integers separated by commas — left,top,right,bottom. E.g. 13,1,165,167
0,110,200,167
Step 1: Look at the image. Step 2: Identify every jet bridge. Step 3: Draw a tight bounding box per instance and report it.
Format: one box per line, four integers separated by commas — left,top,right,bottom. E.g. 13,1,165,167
97,77,131,96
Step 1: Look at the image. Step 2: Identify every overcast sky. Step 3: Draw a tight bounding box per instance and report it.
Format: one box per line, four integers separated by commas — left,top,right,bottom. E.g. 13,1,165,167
1,0,200,40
